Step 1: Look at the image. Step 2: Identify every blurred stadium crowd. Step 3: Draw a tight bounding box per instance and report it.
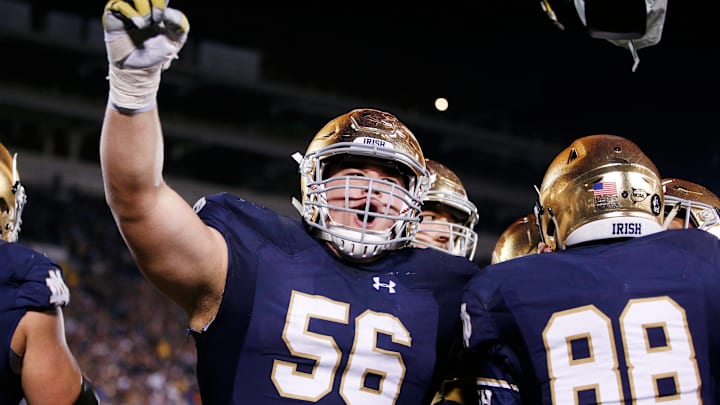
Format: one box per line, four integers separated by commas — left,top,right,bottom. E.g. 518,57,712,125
23,179,200,404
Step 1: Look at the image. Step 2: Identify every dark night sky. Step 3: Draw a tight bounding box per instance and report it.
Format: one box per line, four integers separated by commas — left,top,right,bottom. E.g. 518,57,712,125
31,0,720,191
183,1,719,190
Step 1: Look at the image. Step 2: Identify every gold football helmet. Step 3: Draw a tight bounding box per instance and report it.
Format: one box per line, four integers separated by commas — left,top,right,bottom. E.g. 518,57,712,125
0,143,26,242
662,178,720,239
537,134,663,250
491,213,541,264
292,108,431,261
413,159,479,260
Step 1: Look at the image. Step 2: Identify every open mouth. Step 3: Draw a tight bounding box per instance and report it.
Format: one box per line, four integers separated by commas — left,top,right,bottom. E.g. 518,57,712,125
347,197,400,230
354,201,380,227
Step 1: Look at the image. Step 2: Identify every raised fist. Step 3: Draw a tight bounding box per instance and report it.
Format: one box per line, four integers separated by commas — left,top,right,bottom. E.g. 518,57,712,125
103,0,189,71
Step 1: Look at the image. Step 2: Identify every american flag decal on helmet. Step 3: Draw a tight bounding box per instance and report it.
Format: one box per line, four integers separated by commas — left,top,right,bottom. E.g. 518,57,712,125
593,182,617,196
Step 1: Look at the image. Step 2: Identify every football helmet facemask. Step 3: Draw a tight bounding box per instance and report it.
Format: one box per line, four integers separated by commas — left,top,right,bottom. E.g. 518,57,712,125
292,108,431,261
491,213,541,264
413,159,479,260
537,134,663,250
0,143,26,243
662,178,720,239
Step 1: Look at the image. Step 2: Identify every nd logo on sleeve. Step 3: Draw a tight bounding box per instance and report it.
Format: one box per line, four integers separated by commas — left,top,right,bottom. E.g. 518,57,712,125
45,269,70,306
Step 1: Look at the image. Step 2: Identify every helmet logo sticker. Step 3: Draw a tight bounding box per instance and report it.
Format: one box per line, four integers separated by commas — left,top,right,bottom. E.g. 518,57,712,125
611,222,644,236
593,181,617,196
593,181,619,210
651,194,662,216
630,188,650,203
353,137,395,149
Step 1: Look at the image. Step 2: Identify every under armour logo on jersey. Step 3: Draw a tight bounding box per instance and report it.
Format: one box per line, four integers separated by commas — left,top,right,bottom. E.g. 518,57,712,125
372,277,396,294
45,269,70,307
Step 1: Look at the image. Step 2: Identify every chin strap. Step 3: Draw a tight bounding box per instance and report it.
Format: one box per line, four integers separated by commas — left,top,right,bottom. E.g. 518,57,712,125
662,201,682,230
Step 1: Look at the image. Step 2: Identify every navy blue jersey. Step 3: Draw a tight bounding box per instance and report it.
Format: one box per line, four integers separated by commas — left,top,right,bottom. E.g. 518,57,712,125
0,241,69,405
191,193,479,404
462,229,720,404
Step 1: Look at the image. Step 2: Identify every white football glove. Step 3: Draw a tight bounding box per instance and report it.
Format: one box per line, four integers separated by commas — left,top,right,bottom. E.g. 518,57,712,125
103,0,189,112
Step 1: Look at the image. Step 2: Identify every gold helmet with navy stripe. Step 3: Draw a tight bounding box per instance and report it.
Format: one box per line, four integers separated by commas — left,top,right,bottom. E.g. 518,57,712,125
0,143,26,242
662,178,720,239
292,108,431,261
537,134,663,250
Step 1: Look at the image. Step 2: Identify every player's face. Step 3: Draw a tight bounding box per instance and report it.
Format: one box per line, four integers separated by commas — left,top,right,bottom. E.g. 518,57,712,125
415,209,455,250
667,217,683,230
324,163,407,232
667,216,694,230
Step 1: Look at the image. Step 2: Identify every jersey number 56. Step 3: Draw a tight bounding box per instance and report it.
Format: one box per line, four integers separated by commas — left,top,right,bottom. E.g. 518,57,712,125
272,290,411,404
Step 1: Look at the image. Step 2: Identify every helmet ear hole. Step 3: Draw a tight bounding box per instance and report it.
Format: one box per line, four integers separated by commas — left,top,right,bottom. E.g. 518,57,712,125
545,217,556,240
538,204,555,244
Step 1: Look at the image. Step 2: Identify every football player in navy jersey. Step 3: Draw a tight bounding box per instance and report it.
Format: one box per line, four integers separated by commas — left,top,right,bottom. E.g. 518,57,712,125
412,159,479,261
99,2,479,403
440,134,720,404
0,143,99,404
662,177,720,238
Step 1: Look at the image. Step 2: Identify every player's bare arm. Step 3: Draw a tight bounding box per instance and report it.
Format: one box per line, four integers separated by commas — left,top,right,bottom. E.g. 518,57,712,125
100,0,226,327
12,308,82,404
